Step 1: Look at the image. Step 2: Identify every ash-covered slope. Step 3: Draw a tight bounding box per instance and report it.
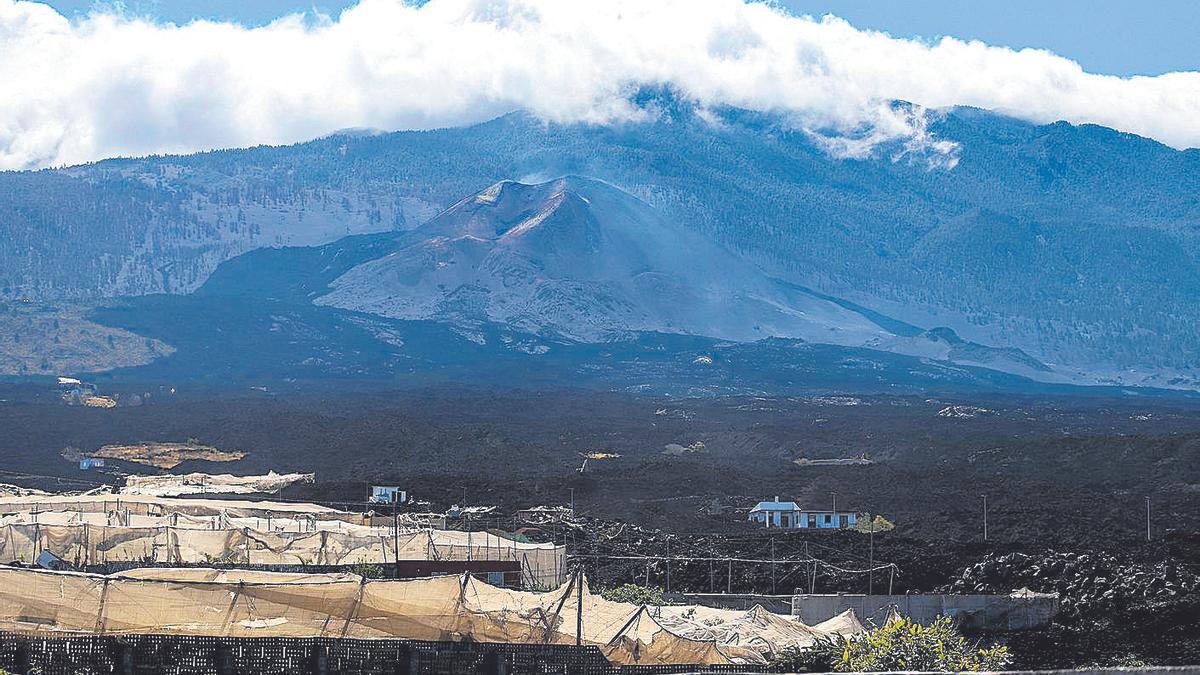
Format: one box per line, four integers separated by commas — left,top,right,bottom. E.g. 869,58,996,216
314,176,888,341
313,177,1050,380
316,177,879,343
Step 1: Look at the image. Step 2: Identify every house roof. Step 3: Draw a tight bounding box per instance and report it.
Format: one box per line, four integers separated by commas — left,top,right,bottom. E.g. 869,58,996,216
750,501,800,512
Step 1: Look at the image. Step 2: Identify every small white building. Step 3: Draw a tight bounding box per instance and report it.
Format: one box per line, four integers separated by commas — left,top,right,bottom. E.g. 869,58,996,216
368,486,407,504
748,498,802,528
749,497,858,530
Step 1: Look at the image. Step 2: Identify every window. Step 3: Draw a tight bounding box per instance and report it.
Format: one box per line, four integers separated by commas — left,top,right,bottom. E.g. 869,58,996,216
808,514,817,528
839,515,849,528
781,514,791,528
824,514,832,524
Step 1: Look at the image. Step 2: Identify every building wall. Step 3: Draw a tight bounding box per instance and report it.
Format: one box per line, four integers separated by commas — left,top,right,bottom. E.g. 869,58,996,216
751,510,858,529
792,593,1059,631
666,592,793,614
750,510,801,527
796,512,857,529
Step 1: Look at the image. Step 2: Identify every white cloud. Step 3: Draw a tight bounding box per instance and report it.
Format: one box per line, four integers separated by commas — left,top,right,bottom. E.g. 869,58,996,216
1,0,1198,169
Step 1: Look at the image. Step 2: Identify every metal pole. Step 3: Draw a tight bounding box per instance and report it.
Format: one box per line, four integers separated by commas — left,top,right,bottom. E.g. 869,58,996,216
575,567,583,647
393,499,400,579
868,514,874,595
771,539,777,594
983,495,988,542
727,558,732,594
665,537,671,594
1146,496,1151,542
831,491,837,513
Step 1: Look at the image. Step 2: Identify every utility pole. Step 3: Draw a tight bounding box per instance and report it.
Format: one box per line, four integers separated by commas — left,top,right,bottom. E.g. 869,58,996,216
1146,496,1151,542
982,495,988,542
771,539,777,594
666,537,671,594
868,514,874,595
831,491,838,514
569,488,575,516
576,567,584,646
393,498,401,579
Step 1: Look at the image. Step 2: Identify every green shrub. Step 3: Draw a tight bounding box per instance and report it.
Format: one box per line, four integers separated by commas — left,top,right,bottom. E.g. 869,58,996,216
771,615,1011,672
851,514,896,534
348,562,388,579
600,583,670,606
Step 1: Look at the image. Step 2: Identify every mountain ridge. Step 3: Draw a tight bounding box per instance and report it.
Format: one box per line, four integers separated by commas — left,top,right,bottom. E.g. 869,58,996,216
203,175,1055,383
3,102,1199,389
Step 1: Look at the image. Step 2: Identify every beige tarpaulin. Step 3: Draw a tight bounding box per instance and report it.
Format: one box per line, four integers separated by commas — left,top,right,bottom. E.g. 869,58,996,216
0,512,567,588
120,472,316,497
0,567,760,667
655,603,859,656
813,608,868,636
0,494,353,521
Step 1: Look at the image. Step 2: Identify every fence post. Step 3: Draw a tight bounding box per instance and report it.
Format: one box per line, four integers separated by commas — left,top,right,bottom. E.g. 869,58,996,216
310,643,329,675
481,649,505,675
408,647,420,675
576,568,584,647
118,639,134,675
216,643,235,675
15,640,30,675
393,643,415,675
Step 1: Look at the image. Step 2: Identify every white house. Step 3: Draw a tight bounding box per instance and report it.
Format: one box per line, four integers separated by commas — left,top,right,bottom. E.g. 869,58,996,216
369,486,407,504
749,497,801,528
749,497,858,530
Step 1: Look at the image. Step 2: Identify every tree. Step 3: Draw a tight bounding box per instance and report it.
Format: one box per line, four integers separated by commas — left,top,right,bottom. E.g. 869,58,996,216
771,615,1011,672
851,514,896,534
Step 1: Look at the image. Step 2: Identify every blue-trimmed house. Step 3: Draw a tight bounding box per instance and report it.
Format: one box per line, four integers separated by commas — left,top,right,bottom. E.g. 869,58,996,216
749,497,858,529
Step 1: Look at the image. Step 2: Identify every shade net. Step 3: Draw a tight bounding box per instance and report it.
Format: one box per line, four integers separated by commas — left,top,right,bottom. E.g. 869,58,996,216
0,567,761,667
0,508,567,589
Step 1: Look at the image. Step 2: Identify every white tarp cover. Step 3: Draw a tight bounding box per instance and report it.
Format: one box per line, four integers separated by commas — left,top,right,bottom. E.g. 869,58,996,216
812,608,868,636
120,472,315,497
0,567,760,667
0,511,567,588
655,604,862,656
0,494,352,520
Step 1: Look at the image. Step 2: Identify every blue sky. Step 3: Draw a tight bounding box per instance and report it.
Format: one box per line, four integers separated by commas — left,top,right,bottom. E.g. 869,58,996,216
41,0,1200,76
